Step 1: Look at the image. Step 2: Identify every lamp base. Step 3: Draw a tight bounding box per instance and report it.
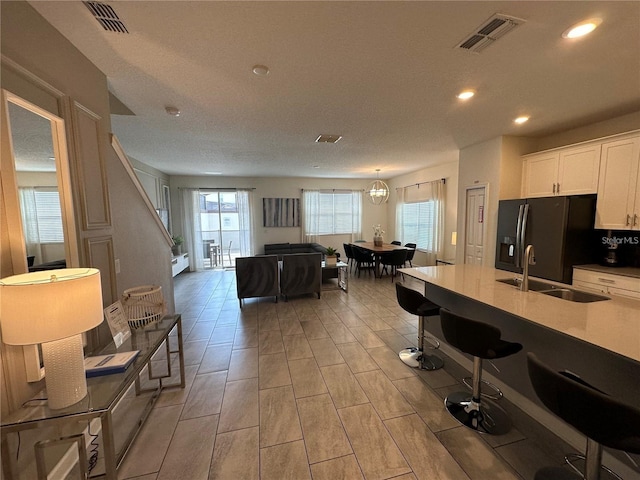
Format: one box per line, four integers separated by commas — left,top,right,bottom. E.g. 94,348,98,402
42,334,88,409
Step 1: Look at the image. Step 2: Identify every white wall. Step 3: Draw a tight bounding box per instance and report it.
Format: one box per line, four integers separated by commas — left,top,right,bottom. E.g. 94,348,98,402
169,175,388,259
532,111,640,152
455,136,533,266
456,137,502,266
387,160,459,265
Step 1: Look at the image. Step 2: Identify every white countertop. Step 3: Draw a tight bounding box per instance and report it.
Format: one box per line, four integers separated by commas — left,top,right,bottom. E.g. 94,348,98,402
399,264,640,364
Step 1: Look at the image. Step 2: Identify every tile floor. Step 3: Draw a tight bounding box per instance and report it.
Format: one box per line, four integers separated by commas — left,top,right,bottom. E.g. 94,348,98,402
117,268,581,480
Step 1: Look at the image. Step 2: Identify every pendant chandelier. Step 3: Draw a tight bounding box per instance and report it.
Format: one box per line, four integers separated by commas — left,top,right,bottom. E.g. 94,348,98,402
367,169,389,205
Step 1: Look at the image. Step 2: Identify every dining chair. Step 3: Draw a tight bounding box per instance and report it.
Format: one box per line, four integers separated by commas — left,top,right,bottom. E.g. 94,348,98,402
343,243,355,272
404,243,417,267
380,249,408,281
226,240,233,266
352,246,375,277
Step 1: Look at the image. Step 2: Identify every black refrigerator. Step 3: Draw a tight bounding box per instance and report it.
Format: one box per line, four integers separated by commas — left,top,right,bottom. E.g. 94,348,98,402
495,195,597,284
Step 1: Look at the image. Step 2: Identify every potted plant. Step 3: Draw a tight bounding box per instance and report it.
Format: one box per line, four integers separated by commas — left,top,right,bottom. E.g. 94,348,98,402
325,247,338,266
171,235,184,256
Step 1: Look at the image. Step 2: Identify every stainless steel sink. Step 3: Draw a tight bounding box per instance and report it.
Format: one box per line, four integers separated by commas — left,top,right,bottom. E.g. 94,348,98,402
497,278,610,302
496,278,554,292
538,288,610,303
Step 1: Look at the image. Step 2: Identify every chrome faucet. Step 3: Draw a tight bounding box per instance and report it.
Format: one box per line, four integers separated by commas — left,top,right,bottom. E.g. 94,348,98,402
521,244,536,292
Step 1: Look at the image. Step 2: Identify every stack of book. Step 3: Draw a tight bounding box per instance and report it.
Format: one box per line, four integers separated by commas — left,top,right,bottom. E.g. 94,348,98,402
84,351,140,378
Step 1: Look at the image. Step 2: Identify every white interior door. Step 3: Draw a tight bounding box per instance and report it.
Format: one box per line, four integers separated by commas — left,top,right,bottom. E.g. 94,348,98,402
464,186,486,265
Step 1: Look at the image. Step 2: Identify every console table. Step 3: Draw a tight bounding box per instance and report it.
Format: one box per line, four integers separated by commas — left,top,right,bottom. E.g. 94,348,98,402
1,315,185,480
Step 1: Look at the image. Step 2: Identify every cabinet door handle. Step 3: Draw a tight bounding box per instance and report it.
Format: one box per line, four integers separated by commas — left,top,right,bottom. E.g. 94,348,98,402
552,183,556,194
634,214,638,226
598,278,616,284
627,214,632,226
556,183,560,193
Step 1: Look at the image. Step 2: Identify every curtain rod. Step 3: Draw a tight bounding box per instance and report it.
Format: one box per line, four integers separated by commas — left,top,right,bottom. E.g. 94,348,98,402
177,187,256,191
395,178,446,190
301,188,363,193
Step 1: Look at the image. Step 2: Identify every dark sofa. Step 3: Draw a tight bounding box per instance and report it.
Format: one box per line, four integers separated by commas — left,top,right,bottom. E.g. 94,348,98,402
264,242,336,260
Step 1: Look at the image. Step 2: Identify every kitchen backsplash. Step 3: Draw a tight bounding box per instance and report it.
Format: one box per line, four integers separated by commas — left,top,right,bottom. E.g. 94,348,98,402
595,230,640,268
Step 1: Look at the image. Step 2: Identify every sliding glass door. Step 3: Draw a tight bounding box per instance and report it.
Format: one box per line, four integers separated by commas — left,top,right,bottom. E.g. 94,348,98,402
198,190,252,268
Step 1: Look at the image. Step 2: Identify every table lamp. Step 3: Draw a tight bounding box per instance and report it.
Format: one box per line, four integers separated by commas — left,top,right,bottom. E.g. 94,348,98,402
0,268,103,409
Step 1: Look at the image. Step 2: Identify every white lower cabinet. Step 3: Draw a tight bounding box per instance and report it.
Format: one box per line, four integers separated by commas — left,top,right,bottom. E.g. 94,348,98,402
573,268,640,300
171,253,189,277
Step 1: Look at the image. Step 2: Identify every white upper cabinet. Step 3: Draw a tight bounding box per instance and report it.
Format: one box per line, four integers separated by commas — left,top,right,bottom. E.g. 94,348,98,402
522,144,601,198
522,151,558,198
557,144,601,195
595,135,640,230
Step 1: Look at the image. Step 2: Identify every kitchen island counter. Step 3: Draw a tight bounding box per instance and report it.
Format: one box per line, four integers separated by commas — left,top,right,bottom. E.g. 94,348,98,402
399,264,640,476
399,264,639,364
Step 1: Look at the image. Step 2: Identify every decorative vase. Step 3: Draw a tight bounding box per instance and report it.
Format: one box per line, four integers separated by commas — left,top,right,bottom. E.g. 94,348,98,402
373,236,383,247
171,245,182,256
326,255,337,267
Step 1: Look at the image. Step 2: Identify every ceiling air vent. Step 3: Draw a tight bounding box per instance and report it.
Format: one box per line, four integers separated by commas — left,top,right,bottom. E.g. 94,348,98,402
315,134,342,144
456,14,524,53
83,1,129,33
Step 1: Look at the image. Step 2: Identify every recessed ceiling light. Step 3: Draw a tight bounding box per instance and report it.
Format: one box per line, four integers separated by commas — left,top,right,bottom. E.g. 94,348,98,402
312,165,320,169
562,18,602,39
165,106,180,117
204,171,222,175
252,65,270,76
514,116,530,124
457,90,475,100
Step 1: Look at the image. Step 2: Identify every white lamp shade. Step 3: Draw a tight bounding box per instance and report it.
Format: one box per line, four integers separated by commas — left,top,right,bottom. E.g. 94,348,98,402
0,268,103,345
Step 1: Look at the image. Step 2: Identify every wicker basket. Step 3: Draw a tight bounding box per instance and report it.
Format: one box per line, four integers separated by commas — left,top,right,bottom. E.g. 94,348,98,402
121,285,167,329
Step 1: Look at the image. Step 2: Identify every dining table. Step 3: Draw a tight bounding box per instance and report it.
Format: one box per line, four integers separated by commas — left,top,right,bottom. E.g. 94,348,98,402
350,242,408,278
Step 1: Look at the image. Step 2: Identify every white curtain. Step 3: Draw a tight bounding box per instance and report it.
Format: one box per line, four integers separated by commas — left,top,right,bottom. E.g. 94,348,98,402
430,180,446,264
395,179,446,265
302,189,320,243
237,189,253,257
395,186,406,245
18,187,43,264
181,188,204,271
350,191,363,242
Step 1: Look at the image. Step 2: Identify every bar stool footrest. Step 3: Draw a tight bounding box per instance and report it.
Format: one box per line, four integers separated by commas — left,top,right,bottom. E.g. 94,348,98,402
564,453,623,480
462,376,504,401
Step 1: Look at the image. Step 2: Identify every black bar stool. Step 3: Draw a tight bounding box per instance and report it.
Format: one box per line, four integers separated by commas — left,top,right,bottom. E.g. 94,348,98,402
439,308,522,435
395,283,444,370
527,352,640,480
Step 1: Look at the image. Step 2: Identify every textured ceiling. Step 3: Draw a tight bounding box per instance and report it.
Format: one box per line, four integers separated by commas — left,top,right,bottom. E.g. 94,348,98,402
28,1,640,179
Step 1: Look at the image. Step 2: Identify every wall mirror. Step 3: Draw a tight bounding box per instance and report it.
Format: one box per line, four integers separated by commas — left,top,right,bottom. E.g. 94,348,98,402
1,89,79,381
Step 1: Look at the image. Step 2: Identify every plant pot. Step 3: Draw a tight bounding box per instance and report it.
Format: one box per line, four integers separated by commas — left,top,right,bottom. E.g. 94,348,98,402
373,236,383,247
325,255,337,267
171,245,182,256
